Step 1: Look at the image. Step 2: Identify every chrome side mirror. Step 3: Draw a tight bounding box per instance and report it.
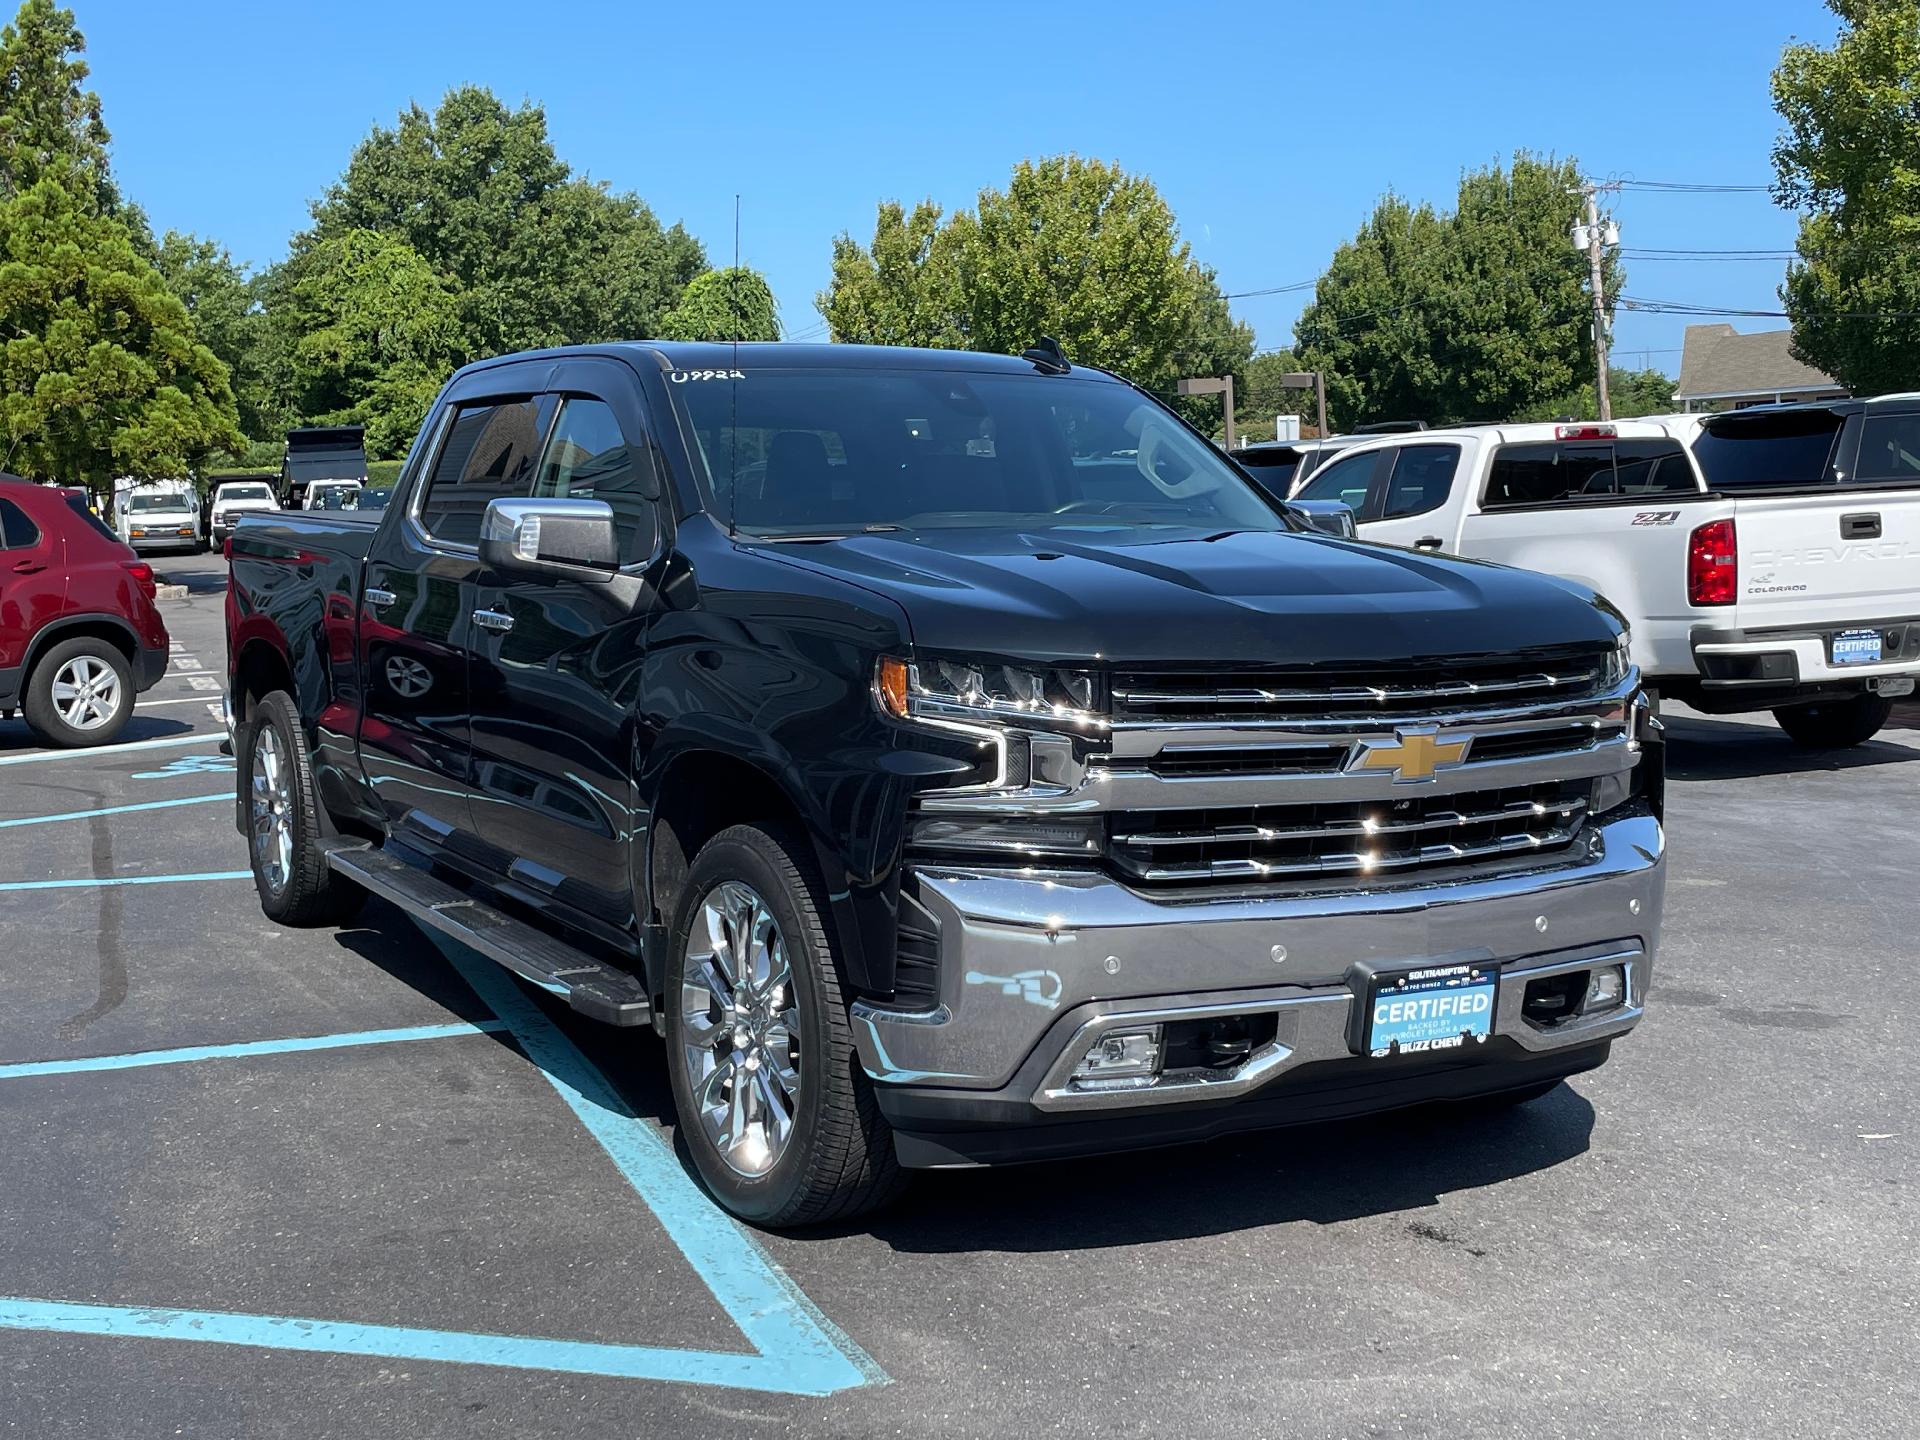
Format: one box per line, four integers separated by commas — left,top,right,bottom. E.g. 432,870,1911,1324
479,498,619,577
1286,499,1358,539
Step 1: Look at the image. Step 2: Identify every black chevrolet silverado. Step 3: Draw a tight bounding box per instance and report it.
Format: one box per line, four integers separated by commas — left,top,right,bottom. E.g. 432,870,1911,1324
225,342,1666,1225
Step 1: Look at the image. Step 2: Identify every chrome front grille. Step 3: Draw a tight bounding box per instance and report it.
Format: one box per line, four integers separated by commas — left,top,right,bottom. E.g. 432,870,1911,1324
1112,654,1608,725
1108,782,1590,884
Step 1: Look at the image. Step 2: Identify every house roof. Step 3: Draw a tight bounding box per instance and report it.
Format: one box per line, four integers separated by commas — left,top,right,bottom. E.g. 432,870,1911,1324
1674,324,1844,401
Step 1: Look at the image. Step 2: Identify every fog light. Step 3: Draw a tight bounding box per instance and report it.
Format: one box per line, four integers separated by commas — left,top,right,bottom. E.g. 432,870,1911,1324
1582,965,1626,1014
1072,1026,1163,1083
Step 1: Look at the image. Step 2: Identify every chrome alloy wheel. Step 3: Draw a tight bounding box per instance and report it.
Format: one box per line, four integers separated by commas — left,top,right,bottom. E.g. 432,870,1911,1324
249,725,294,894
50,654,121,732
679,880,803,1177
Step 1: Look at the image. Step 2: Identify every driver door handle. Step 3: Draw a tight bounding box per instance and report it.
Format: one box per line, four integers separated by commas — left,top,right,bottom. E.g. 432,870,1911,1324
1415,536,1444,551
364,587,397,608
12,559,45,574
472,608,514,633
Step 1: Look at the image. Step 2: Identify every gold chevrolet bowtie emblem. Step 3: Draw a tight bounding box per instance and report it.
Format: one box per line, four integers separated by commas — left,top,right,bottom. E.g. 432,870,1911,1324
1348,728,1472,783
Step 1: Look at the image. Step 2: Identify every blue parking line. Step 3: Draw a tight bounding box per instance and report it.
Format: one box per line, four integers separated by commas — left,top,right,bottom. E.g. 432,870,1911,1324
434,938,883,1394
0,1021,511,1081
0,1297,847,1390
0,870,250,892
0,732,222,766
0,793,230,831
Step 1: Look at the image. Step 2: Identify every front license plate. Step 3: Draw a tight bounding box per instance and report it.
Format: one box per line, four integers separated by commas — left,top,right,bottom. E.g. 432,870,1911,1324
1366,962,1498,1059
1833,629,1882,665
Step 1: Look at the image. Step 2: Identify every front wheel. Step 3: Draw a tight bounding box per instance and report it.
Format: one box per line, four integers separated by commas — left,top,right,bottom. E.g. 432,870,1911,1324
665,824,904,1227
1772,693,1893,749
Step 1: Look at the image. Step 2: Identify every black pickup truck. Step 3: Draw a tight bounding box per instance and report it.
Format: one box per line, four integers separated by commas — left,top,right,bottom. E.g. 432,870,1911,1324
225,342,1666,1225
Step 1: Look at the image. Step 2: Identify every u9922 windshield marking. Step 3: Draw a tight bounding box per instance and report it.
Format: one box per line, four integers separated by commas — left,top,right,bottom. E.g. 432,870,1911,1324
668,369,747,383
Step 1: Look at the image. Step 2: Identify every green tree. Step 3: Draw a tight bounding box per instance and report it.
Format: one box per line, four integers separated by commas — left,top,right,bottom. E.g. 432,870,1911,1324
0,177,241,484
0,0,144,236
1511,367,1676,423
658,266,780,341
819,156,1252,400
277,228,464,457
1235,350,1319,443
153,231,279,439
1296,154,1611,427
297,86,706,357
1772,0,1920,394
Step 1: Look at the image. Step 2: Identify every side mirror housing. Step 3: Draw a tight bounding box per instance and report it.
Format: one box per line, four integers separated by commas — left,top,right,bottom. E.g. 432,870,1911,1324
1286,499,1359,539
479,498,620,578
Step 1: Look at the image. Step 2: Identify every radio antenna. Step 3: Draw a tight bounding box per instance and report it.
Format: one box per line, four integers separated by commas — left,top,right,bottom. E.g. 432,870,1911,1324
728,193,740,541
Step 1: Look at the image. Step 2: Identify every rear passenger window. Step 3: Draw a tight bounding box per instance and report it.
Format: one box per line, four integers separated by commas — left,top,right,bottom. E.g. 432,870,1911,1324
1484,440,1694,508
63,493,120,543
1381,444,1460,518
419,399,551,545
534,398,659,564
1856,414,1920,482
0,498,40,549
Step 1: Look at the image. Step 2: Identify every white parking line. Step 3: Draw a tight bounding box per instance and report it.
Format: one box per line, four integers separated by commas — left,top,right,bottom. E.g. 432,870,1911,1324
135,696,221,709
0,732,222,767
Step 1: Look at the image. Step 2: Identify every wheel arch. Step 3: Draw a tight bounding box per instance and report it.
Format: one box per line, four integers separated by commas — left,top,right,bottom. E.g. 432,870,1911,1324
20,613,140,687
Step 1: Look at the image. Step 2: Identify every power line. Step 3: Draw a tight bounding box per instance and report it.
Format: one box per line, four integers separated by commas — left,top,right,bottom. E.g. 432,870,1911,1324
1223,279,1317,299
1615,179,1772,194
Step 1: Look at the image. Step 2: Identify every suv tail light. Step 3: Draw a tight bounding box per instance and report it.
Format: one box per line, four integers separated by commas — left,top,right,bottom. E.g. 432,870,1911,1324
1687,518,1737,605
1555,423,1616,441
122,560,157,600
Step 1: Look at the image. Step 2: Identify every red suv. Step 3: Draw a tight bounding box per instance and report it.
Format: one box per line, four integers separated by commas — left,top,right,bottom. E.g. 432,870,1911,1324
0,476,171,747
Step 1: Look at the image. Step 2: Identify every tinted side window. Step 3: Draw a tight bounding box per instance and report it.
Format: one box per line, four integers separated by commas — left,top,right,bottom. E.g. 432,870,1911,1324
1613,441,1699,495
419,399,549,545
534,398,659,564
1295,450,1385,512
1856,413,1920,482
1381,444,1460,519
1485,444,1617,507
1691,410,1843,489
0,497,41,549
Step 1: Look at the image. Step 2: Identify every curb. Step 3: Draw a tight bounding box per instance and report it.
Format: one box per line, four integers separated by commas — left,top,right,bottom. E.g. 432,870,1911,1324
153,580,189,599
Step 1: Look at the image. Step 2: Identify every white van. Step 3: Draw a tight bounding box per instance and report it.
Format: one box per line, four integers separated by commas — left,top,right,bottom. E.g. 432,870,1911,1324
116,484,202,554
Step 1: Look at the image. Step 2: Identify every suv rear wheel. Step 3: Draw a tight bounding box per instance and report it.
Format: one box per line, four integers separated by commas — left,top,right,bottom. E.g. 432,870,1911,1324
23,637,134,747
1772,693,1893,749
665,824,905,1227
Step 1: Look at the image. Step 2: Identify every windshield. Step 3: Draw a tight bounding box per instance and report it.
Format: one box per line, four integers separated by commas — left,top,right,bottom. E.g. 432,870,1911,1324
311,484,361,510
128,493,190,513
1691,410,1843,489
217,484,273,502
669,369,1286,538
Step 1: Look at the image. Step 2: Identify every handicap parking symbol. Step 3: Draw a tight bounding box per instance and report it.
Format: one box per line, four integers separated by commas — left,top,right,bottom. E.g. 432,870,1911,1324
131,753,236,781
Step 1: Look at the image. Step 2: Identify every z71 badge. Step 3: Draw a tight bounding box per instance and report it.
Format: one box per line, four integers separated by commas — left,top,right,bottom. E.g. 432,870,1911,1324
1631,510,1681,526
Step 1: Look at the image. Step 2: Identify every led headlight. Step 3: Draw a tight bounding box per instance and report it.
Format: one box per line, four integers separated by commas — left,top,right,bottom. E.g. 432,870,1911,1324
1602,631,1634,689
875,657,1103,731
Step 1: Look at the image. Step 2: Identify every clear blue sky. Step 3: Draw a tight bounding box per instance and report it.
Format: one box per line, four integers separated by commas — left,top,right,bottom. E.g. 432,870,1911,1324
79,0,1835,376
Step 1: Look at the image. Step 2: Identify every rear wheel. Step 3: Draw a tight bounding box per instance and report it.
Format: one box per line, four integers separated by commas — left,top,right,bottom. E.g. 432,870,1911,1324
23,637,133,747
244,691,363,926
665,824,904,1227
1772,693,1893,749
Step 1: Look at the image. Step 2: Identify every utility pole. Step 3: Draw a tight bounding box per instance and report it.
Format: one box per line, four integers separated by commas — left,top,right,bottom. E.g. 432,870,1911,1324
1575,182,1618,422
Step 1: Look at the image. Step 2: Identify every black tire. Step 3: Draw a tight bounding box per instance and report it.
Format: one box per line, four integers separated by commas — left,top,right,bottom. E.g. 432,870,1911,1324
665,823,905,1227
243,691,363,927
22,636,134,748
1772,693,1893,749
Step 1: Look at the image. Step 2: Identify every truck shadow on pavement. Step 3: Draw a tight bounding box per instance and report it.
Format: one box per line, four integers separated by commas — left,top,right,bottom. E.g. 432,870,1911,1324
1662,713,1920,783
0,712,200,754
338,902,1596,1253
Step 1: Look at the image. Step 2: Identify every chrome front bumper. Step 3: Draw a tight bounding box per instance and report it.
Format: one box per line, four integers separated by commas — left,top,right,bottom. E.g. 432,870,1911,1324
852,810,1664,1108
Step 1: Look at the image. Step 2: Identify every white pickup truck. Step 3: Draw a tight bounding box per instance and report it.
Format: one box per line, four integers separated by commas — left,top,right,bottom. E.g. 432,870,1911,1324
1285,397,1920,747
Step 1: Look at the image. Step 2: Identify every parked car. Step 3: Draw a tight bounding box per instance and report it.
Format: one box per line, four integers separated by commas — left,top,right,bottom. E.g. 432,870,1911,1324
1,476,170,746
1289,408,1920,746
210,477,281,543
227,342,1665,1225
281,425,367,510
116,483,203,555
303,478,364,511
1232,434,1373,496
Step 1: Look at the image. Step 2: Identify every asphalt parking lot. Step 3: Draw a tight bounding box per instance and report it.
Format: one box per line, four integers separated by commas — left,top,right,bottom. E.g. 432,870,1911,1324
1,547,1914,1439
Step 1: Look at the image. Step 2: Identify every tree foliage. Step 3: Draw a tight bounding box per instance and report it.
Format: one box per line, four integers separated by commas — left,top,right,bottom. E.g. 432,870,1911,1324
297,86,707,358
0,177,241,484
818,156,1252,400
1772,0,1920,394
152,230,279,439
275,228,463,457
658,266,780,341
1296,154,1613,427
1510,367,1676,423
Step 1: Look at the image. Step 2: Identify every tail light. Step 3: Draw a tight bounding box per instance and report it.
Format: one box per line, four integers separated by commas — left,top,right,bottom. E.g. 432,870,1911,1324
1555,423,1616,441
122,560,157,600
1687,518,1737,605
